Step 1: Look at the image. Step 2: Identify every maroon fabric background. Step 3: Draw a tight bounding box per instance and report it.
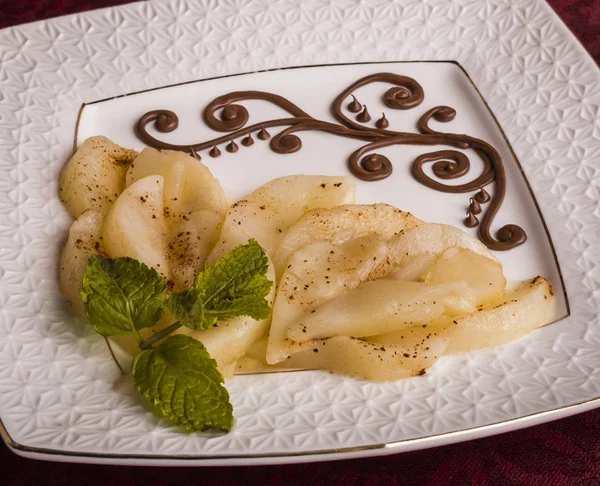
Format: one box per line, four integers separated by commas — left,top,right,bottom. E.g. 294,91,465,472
1,1,599,484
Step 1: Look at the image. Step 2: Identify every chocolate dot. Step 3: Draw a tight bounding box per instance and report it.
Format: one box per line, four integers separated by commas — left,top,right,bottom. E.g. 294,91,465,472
469,197,482,215
347,95,362,113
363,154,389,172
356,105,371,123
375,113,389,129
464,210,479,228
257,128,270,140
226,141,239,153
474,186,491,203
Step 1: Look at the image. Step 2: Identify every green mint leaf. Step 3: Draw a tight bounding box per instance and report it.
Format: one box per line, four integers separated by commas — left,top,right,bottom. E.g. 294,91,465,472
194,238,271,302
203,294,272,323
80,255,167,337
168,288,211,330
132,334,233,432
168,239,272,331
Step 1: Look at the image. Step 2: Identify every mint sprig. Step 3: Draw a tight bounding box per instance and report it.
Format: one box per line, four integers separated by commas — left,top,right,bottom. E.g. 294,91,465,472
78,240,272,433
168,239,272,331
80,255,167,338
132,335,233,432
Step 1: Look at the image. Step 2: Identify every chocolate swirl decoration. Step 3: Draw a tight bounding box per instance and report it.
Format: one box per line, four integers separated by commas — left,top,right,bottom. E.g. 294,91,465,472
415,109,526,250
135,73,526,251
203,91,311,131
137,91,380,155
331,73,424,134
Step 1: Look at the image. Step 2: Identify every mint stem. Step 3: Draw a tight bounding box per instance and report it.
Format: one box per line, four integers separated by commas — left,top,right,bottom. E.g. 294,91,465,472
104,337,125,375
131,326,144,347
140,321,183,350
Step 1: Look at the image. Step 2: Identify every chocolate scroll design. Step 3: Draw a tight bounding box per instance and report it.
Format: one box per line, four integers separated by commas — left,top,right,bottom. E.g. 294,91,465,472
135,73,526,251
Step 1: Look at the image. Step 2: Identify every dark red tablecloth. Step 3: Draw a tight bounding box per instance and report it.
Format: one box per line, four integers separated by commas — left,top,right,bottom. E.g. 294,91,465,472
1,1,599,484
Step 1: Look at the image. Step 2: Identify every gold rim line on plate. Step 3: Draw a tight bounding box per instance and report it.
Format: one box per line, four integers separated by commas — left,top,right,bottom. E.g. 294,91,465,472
3,394,600,461
7,60,571,461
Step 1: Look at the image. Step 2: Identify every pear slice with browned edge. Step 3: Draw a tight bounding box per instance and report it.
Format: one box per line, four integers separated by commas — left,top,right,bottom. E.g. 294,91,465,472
446,277,555,354
369,277,555,356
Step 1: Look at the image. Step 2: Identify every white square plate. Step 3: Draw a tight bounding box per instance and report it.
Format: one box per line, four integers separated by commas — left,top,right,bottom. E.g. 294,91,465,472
0,0,598,466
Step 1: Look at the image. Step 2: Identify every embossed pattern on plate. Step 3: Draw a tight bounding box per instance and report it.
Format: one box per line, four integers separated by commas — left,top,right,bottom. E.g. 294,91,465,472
0,0,598,465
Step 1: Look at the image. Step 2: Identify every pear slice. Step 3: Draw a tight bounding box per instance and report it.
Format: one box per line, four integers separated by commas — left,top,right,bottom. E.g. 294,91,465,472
126,147,228,216
206,175,356,266
101,175,171,281
59,209,103,317
287,280,476,342
423,247,506,307
176,263,276,369
369,223,497,281
126,148,228,287
386,253,439,282
368,277,555,357
266,234,387,364
167,210,223,290
446,277,555,354
59,136,137,218
273,203,421,279
238,334,449,382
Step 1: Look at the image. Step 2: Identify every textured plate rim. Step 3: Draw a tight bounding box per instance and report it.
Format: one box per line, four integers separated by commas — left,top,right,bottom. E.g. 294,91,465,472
4,395,600,466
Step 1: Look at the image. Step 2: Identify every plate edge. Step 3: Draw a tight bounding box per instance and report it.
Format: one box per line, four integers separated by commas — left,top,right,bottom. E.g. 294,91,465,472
16,59,576,463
